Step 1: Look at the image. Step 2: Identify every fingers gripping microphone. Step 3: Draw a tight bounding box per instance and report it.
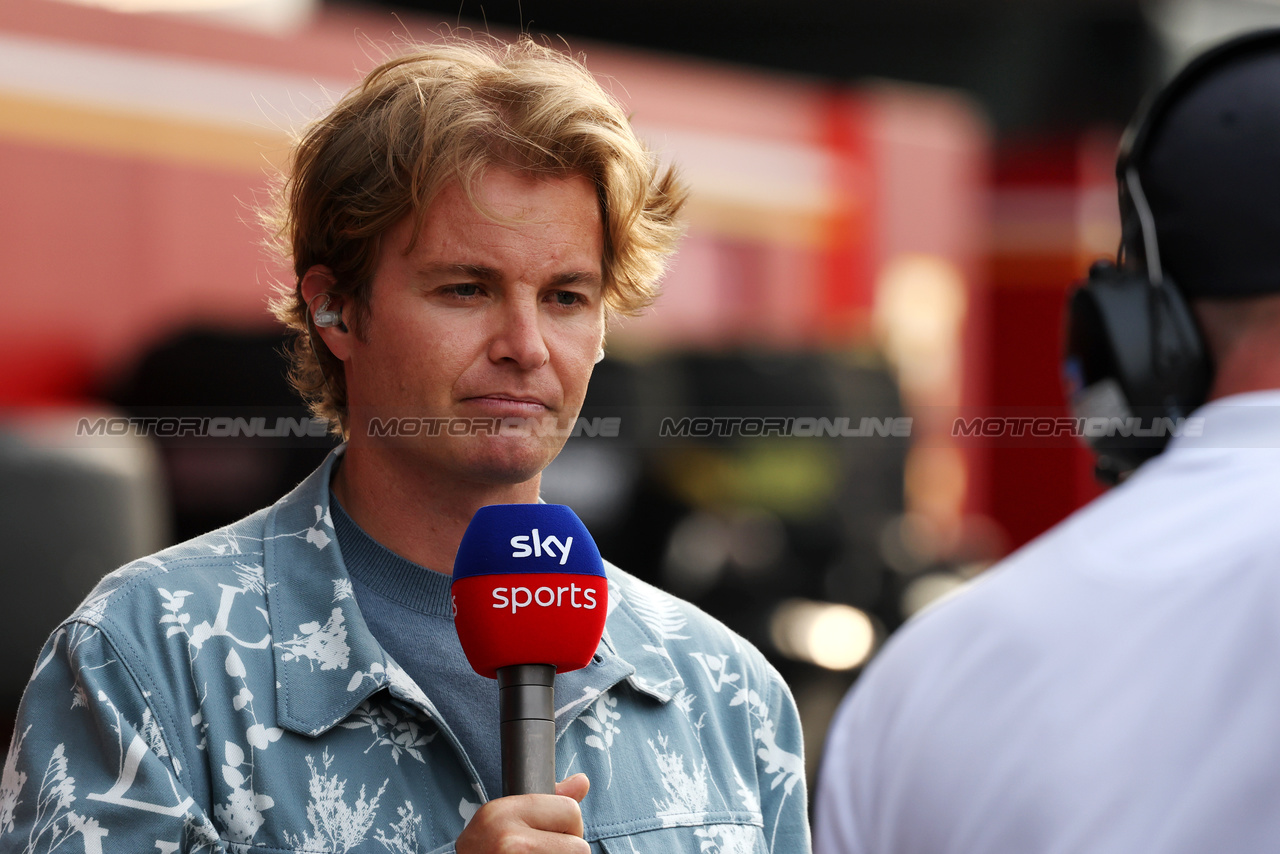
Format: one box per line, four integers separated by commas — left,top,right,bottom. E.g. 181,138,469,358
452,504,607,797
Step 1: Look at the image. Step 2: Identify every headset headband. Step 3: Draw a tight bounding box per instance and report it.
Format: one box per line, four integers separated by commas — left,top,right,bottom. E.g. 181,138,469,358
1119,27,1280,174
1115,27,1280,286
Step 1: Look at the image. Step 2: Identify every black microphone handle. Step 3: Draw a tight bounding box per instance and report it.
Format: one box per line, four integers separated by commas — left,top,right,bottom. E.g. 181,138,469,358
497,663,556,796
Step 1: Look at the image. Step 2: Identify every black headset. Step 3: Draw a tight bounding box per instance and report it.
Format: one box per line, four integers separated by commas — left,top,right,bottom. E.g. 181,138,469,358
1063,29,1280,483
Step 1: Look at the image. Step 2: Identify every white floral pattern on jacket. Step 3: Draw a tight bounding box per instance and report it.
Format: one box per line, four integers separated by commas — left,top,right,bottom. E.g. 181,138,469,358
0,448,810,853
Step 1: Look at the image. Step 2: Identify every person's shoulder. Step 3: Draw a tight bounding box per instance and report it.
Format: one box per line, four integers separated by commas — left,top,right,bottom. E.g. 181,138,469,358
63,504,275,632
848,495,1115,696
846,455,1222,699
603,561,780,683
605,561,754,648
891,453,1193,636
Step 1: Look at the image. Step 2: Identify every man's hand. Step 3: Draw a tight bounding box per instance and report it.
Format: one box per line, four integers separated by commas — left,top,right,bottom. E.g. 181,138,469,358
457,774,592,853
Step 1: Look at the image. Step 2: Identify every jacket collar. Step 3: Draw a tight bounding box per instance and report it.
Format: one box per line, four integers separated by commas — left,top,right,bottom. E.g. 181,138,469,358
264,446,683,738
550,563,686,736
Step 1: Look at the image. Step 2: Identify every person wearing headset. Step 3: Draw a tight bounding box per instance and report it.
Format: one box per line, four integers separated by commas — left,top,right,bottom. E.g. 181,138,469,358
0,38,811,854
814,28,1280,854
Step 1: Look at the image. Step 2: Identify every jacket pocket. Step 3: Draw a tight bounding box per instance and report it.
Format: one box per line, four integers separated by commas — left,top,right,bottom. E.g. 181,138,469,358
596,819,768,854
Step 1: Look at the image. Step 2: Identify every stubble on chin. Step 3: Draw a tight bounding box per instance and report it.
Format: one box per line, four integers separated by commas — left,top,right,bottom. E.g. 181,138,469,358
436,432,566,488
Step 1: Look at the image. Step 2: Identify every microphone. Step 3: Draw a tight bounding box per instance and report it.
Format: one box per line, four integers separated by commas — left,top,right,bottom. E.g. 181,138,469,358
452,504,608,796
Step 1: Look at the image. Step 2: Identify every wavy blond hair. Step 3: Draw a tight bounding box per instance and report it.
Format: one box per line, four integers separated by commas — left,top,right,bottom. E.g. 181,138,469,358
266,36,687,434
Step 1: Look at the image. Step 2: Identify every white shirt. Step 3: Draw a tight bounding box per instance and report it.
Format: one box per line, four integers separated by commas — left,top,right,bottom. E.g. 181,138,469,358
815,390,1280,854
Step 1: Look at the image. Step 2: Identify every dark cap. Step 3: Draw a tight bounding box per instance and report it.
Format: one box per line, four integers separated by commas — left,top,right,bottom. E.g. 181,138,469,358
1125,29,1280,298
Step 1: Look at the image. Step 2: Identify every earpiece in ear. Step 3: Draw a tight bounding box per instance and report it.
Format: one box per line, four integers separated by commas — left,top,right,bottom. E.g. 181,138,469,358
595,348,606,364
312,295,348,332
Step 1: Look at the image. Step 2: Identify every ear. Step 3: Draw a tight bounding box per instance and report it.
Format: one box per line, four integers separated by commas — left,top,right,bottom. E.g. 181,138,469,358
300,266,352,361
597,318,610,363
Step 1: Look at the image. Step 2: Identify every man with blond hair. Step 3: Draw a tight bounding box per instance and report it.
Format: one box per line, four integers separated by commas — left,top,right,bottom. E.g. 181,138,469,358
1,38,810,854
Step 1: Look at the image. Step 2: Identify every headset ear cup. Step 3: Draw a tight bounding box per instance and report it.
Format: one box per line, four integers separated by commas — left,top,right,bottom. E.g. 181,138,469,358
1064,263,1211,477
1149,279,1211,399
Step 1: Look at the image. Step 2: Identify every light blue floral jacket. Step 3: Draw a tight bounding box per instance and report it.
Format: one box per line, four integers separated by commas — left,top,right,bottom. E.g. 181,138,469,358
0,449,810,853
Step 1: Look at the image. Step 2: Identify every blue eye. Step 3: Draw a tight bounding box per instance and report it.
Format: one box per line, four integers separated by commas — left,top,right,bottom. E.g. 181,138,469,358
553,291,581,306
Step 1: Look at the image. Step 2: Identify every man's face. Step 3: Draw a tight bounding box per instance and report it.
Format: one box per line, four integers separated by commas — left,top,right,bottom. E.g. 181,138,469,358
343,167,605,487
